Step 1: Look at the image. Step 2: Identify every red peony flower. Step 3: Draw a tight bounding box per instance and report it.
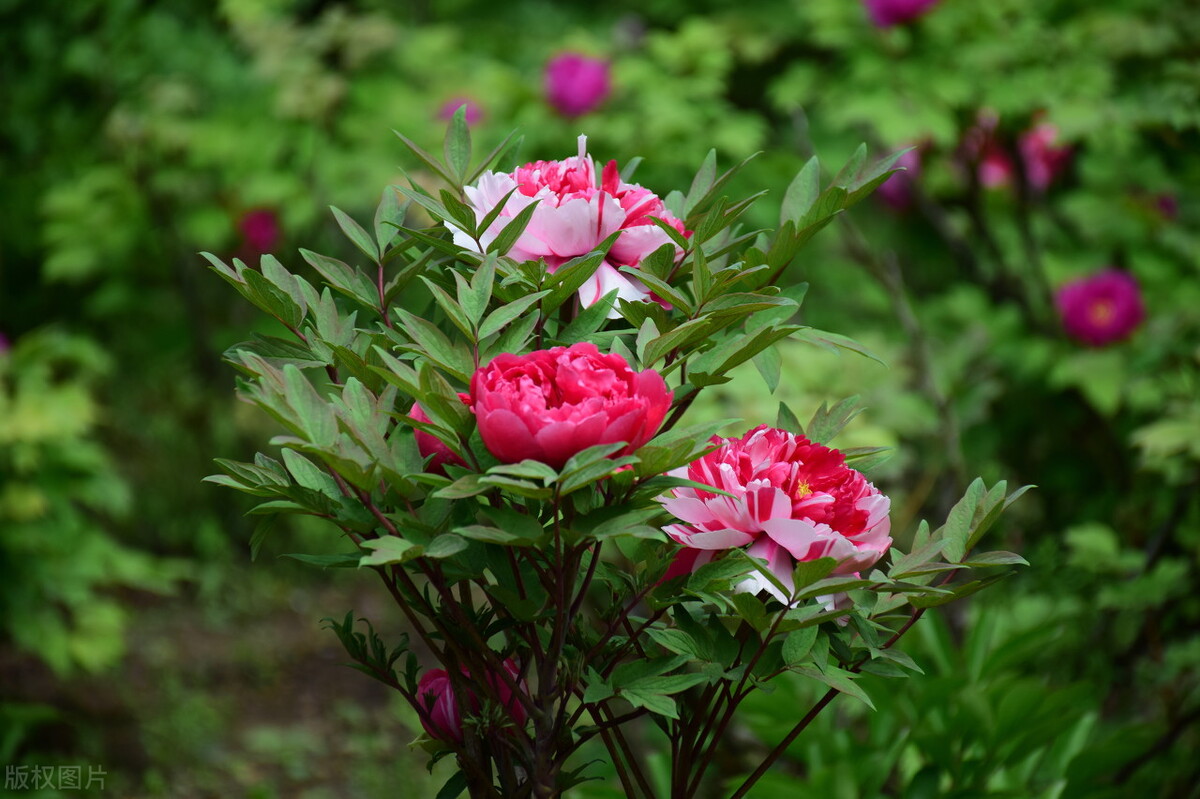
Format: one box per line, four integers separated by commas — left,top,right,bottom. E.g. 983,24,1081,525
409,393,470,474
863,0,941,28
1055,269,1145,347
417,659,527,744
544,53,612,118
661,426,891,603
470,343,672,469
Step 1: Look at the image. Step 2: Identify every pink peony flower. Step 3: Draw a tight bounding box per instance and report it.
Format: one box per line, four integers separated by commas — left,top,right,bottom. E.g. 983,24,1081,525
409,393,470,474
470,342,672,469
1055,269,1145,347
876,147,921,210
239,208,280,255
449,136,690,313
864,0,941,27
438,97,483,125
544,53,612,117
660,426,891,603
417,659,527,744
1018,122,1071,192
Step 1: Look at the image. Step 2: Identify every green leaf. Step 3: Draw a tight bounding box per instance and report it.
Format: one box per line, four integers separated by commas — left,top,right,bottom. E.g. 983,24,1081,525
941,477,986,563
619,688,678,719
250,515,277,561
425,534,468,559
782,627,818,665
436,771,468,799
359,536,418,567
282,552,362,568
753,346,782,393
486,200,539,257
646,628,708,659
683,149,717,217
374,186,407,253
283,364,336,447
792,665,875,709
330,206,380,263
806,397,863,445
781,156,821,226
443,105,472,183
961,551,1029,567
300,249,379,309
776,402,804,435
791,557,839,592
478,290,550,340
795,328,885,365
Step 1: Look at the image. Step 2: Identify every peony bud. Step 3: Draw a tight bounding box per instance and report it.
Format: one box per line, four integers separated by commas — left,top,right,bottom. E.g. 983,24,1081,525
417,659,527,744
409,393,470,474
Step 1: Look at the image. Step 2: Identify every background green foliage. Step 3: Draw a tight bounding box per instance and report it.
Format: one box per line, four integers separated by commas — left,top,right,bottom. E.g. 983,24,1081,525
1,0,1197,795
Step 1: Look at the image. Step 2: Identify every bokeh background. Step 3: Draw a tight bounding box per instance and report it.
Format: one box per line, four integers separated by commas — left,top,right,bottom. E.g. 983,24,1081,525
2,0,1198,796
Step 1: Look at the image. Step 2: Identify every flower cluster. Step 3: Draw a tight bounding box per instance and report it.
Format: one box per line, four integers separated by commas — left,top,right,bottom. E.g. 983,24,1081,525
450,137,690,312
661,426,891,603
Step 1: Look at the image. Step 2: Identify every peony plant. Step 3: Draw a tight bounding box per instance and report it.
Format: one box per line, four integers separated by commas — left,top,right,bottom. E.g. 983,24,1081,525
205,110,1029,798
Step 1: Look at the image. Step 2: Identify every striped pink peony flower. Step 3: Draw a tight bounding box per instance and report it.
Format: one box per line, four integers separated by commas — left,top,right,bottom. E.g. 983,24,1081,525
661,426,891,603
449,136,689,313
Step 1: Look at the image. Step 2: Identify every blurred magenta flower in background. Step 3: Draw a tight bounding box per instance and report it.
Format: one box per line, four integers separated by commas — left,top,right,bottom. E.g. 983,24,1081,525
971,116,1071,192
877,146,921,210
438,97,483,125
863,0,941,27
1055,269,1145,347
544,53,611,117
238,208,280,255
1018,121,1072,191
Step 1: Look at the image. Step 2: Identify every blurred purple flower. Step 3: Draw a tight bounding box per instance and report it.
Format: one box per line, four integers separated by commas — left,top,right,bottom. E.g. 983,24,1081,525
438,98,483,126
239,209,280,255
0,333,9,355
544,53,611,117
1055,269,1145,347
1155,193,1178,221
877,147,921,210
864,0,941,27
